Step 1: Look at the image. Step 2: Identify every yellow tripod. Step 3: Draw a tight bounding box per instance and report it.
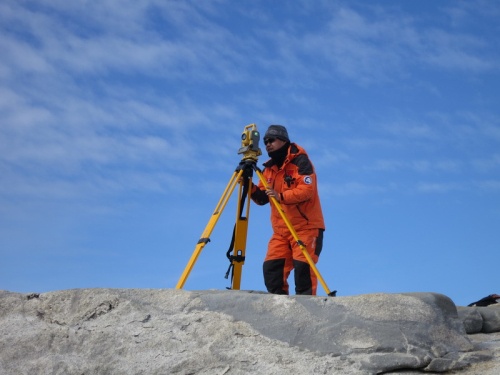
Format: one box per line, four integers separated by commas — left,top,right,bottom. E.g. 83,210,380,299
176,124,336,296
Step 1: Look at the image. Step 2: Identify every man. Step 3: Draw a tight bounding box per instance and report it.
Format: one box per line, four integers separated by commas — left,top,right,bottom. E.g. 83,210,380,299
251,125,325,295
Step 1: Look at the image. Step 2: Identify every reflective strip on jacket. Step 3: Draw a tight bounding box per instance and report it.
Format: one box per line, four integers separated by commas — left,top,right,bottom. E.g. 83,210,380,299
251,143,325,233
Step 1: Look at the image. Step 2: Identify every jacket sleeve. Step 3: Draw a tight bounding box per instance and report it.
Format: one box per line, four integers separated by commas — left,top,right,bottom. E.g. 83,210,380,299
251,182,269,205
281,154,316,204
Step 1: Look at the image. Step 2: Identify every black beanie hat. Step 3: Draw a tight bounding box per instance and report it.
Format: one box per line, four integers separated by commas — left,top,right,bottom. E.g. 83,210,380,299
264,125,290,142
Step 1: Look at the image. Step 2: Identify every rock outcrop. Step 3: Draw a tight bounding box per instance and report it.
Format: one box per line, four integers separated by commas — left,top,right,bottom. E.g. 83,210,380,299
0,289,499,374
458,304,500,334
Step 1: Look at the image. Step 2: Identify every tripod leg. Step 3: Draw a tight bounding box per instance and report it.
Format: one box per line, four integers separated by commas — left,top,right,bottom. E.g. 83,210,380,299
230,177,252,290
253,168,335,296
176,169,245,289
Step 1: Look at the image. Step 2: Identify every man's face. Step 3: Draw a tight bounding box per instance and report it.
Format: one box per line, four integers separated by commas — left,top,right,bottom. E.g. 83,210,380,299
264,137,286,153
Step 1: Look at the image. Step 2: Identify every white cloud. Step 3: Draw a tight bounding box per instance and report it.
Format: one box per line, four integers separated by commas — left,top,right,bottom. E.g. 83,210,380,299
321,181,388,196
416,182,465,193
1,0,499,204
471,154,500,172
475,180,500,192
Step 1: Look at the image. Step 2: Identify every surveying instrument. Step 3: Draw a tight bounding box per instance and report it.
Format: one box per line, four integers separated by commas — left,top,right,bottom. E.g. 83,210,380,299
176,124,336,296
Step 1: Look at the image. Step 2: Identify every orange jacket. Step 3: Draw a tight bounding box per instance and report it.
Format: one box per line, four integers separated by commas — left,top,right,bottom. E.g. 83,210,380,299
251,143,325,234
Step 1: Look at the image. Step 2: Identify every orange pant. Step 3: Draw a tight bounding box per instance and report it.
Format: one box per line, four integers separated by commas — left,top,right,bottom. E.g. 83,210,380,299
263,228,324,295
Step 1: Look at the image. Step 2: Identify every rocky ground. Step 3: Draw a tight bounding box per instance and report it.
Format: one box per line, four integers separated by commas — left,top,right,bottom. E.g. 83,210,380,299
0,289,499,374
455,332,500,374
388,332,500,374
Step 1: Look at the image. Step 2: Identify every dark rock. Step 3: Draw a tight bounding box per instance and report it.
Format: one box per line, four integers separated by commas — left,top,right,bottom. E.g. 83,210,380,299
457,306,484,334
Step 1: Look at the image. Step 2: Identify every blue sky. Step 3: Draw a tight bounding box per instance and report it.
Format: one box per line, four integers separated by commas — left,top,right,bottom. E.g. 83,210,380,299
1,0,499,306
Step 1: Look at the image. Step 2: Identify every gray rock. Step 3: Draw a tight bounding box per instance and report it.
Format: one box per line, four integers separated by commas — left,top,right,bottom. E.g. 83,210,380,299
457,306,484,334
457,304,500,334
0,289,496,375
458,332,500,375
478,305,500,333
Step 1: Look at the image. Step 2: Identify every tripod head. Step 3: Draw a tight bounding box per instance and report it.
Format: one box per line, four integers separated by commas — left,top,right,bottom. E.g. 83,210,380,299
238,123,262,162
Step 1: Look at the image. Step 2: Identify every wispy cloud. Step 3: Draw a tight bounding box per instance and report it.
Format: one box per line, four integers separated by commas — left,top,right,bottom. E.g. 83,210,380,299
471,154,500,172
370,159,462,174
474,179,500,192
416,179,500,194
321,181,389,197
289,2,499,85
1,0,499,301
1,0,499,204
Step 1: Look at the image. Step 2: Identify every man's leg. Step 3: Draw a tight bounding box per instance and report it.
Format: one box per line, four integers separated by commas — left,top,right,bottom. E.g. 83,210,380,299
291,229,324,295
263,233,293,294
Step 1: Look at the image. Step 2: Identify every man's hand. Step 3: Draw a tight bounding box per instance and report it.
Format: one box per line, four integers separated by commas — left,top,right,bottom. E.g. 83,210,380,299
265,187,280,202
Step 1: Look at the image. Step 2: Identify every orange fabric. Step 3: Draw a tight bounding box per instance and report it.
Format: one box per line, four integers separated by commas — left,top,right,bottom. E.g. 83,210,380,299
252,142,325,295
254,143,325,233
265,229,320,295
